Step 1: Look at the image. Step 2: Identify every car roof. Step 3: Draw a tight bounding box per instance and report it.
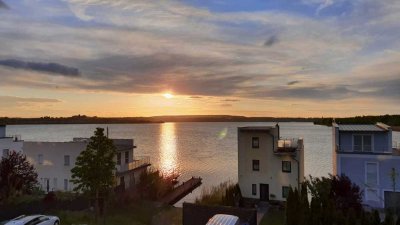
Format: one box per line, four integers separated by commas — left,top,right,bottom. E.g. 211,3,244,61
206,214,239,225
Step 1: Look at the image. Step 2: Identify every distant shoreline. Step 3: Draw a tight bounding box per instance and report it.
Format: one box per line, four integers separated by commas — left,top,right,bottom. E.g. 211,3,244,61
1,115,399,128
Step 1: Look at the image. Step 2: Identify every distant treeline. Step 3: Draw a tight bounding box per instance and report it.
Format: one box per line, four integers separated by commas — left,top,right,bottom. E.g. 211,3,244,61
314,114,400,127
0,115,159,125
1,114,400,128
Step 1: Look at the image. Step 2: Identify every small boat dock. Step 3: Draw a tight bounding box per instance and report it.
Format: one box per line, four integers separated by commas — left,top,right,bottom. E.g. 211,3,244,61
161,177,202,205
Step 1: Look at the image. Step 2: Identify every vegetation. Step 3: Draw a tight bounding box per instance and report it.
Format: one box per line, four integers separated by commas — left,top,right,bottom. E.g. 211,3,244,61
195,181,242,206
71,128,117,219
137,169,176,200
315,114,400,127
260,210,284,225
0,151,38,202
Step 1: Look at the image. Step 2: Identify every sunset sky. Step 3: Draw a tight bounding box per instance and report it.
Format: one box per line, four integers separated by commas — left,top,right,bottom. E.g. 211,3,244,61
0,0,399,117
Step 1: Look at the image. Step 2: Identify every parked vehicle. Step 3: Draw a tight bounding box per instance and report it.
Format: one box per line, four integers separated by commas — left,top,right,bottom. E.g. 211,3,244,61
4,215,59,225
206,214,240,225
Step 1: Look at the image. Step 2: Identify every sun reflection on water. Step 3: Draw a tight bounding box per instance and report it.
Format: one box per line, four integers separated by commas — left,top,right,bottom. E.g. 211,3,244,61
160,123,179,177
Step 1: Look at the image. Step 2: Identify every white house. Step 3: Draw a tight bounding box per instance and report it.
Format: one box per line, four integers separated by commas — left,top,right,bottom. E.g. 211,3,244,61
0,125,23,158
238,124,304,202
23,138,150,192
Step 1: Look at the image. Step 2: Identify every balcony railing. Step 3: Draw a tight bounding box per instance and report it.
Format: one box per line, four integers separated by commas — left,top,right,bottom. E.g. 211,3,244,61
275,138,300,154
117,156,150,173
336,145,393,154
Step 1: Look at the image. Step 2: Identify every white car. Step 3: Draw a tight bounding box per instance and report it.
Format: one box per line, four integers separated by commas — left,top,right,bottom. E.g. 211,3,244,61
206,214,240,225
4,215,60,225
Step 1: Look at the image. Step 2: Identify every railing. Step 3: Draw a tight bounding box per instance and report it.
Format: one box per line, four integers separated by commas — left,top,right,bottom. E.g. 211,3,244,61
276,138,300,154
117,156,150,172
393,142,400,150
336,145,393,153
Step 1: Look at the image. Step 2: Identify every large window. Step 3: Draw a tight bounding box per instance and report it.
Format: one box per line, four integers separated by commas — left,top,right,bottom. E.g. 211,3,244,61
252,184,257,195
282,161,291,173
282,186,290,198
366,162,378,186
252,160,260,171
353,135,372,152
252,137,259,148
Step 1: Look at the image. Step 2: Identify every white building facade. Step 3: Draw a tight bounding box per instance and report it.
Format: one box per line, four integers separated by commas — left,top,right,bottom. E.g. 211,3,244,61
0,125,23,158
238,125,304,202
23,138,150,192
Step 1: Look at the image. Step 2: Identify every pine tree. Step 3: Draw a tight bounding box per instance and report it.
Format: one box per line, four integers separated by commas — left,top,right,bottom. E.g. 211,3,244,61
372,210,381,225
71,128,117,220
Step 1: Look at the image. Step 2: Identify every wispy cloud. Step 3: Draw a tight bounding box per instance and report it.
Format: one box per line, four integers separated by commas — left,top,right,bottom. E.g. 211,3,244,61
0,59,80,77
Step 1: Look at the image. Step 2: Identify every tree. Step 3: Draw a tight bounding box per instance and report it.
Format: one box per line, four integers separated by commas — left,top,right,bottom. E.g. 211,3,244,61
305,174,363,215
0,151,38,201
71,128,116,219
372,210,381,225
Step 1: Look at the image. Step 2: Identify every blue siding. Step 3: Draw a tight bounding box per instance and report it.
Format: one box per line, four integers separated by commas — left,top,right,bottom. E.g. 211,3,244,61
340,156,400,208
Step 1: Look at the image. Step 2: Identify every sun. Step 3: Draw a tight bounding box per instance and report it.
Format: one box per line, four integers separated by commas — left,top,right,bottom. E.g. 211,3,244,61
163,93,174,99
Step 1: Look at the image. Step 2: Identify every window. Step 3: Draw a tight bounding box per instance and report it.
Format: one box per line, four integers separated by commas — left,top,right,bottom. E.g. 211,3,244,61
2,149,9,158
282,161,291,173
117,152,121,165
38,154,43,165
252,184,257,195
282,186,290,198
64,179,69,191
353,135,372,152
252,137,259,148
125,151,129,164
53,178,58,190
366,162,378,186
252,160,260,171
366,188,379,202
64,155,70,166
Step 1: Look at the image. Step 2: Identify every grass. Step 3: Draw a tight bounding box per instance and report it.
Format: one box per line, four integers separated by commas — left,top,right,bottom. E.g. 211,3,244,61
54,201,182,225
259,210,285,225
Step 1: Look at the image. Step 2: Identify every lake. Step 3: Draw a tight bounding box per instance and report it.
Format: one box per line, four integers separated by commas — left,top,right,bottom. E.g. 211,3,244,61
6,122,400,206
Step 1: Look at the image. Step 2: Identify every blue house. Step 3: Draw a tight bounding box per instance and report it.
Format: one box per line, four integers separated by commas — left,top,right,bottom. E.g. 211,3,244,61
332,122,400,209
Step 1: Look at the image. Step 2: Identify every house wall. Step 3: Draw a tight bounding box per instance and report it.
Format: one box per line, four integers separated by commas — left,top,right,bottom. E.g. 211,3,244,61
238,128,301,202
0,138,23,157
338,154,400,208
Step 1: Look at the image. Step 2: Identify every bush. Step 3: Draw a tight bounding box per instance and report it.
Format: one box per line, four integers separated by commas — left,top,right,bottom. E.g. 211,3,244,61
195,181,242,206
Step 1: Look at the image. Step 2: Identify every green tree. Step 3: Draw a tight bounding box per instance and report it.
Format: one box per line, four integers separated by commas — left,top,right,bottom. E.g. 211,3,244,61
71,128,116,219
0,151,38,201
384,209,395,225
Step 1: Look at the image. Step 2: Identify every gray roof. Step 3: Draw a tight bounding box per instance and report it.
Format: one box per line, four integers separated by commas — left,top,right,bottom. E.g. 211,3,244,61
338,124,385,132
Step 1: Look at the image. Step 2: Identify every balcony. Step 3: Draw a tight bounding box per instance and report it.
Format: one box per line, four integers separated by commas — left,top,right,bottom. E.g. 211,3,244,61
336,145,395,155
275,138,301,154
117,156,151,174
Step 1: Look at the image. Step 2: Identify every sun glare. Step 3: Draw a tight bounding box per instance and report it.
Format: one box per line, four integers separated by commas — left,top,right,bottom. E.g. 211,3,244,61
163,93,174,99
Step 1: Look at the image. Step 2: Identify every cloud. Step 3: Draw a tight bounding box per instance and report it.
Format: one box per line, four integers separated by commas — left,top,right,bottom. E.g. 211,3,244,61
222,99,240,102
287,81,300,85
264,35,278,47
219,103,232,107
0,59,80,77
0,0,8,9
0,96,61,107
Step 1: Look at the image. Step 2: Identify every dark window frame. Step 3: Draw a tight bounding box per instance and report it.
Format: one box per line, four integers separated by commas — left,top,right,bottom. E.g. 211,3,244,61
252,160,260,171
282,186,290,198
252,184,257,195
282,161,291,173
64,155,70,166
252,137,260,148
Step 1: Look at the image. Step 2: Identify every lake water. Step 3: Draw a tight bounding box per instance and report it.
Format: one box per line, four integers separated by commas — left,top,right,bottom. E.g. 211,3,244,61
6,122,400,206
